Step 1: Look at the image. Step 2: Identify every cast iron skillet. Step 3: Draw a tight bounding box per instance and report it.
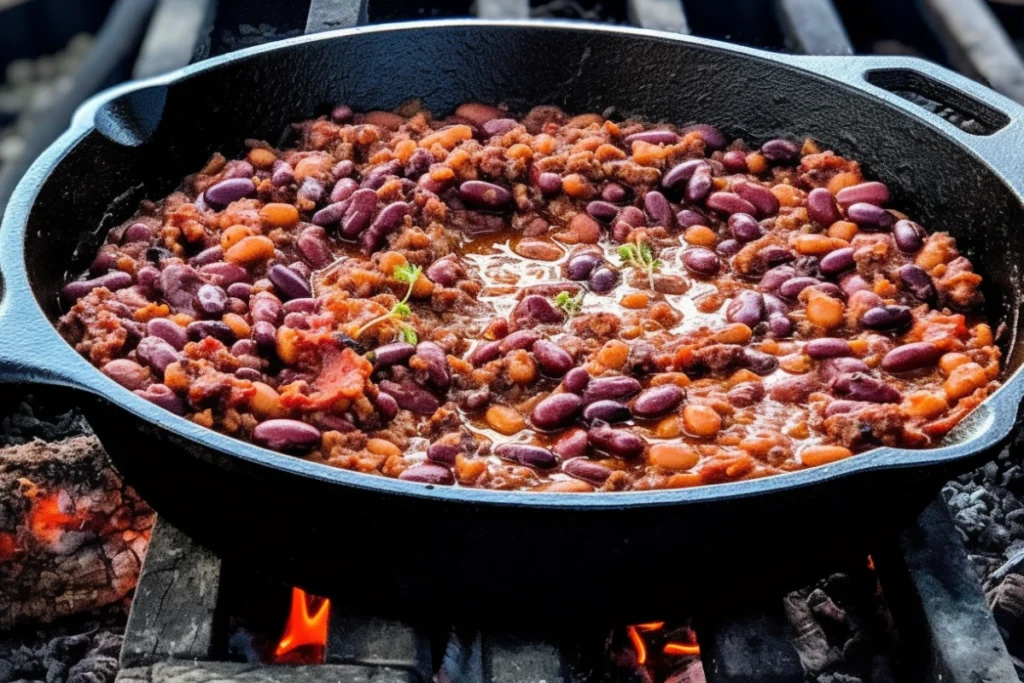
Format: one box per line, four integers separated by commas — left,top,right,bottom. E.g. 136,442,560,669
2,17,1024,622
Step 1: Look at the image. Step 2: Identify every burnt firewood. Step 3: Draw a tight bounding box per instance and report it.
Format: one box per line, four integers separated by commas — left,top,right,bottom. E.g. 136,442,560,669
0,435,154,629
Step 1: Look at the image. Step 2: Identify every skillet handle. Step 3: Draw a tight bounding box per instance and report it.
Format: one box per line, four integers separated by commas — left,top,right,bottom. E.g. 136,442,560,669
305,0,370,33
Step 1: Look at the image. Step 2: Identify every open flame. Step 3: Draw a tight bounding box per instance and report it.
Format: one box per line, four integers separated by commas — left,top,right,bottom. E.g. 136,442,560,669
274,587,331,663
627,621,700,667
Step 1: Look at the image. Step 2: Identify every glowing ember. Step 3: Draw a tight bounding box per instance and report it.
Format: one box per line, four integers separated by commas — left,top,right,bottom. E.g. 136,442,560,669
626,625,647,665
635,621,665,632
663,642,701,656
626,622,700,670
274,587,331,663
27,493,85,546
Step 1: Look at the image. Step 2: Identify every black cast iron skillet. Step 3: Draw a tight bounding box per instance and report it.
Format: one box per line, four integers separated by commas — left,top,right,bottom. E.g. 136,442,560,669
2,18,1024,623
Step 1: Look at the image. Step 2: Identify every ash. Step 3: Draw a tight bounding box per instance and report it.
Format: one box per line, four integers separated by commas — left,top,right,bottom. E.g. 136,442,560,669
0,395,90,448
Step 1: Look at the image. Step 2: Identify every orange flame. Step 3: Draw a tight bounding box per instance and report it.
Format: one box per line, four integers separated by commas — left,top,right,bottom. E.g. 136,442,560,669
626,625,647,665
274,588,331,662
663,642,701,656
634,622,665,632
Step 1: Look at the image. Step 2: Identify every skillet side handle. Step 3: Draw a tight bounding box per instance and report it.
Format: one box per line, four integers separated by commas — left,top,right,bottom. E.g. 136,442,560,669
305,0,370,34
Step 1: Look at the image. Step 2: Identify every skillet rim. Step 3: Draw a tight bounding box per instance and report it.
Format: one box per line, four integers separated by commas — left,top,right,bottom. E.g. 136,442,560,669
3,19,1024,510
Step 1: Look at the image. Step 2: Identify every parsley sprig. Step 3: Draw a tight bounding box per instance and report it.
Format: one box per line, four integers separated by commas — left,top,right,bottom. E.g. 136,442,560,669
355,263,421,343
554,290,584,318
618,240,661,291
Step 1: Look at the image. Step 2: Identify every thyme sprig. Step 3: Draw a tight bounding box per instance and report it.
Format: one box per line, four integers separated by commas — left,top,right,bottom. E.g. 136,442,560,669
618,240,661,291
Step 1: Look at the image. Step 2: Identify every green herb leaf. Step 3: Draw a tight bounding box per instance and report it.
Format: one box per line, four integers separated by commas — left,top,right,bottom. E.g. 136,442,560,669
400,325,418,345
638,242,654,266
554,290,584,318
393,263,422,286
392,302,412,319
618,243,638,264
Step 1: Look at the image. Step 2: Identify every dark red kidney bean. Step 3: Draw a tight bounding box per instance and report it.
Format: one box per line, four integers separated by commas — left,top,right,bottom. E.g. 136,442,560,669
197,284,228,316
721,150,748,172
767,313,793,337
898,264,936,302
682,247,720,275
830,373,901,403
732,181,779,217
427,443,461,465
761,139,800,162
205,178,255,207
583,400,631,424
271,161,295,187
360,161,401,190
226,297,248,315
582,376,642,404
537,172,562,195
824,399,871,417
147,318,188,350
769,374,820,403
499,330,542,353
268,264,312,300
330,177,359,203
563,367,591,394
589,266,620,293
231,339,257,356
812,281,844,300
563,458,612,485
836,181,889,207
601,183,628,203
760,266,796,293
374,391,399,421
742,349,780,375
426,255,461,287
729,213,762,243
820,357,870,383
662,160,709,189
124,222,153,242
717,239,741,257
553,428,589,460
62,271,133,302
135,384,185,414
379,380,440,415
283,311,309,330
459,180,512,208
587,201,619,221
624,129,678,145
881,342,942,373
399,464,455,486
226,282,253,299
312,200,351,226
861,305,912,330
191,246,224,267
686,170,714,203
681,123,726,149
331,104,353,122
511,295,564,328
806,338,853,359
707,192,757,216
588,422,645,458
236,367,262,381
340,189,378,238
532,393,584,430
361,201,411,254
532,340,574,376
482,118,517,136
136,336,179,374
283,298,317,313
199,262,248,287
632,385,684,419
894,220,926,253
763,293,788,316
807,188,841,226
404,148,433,178
333,159,355,178
617,206,646,228
840,273,871,297
136,266,161,296
371,342,416,367
819,247,855,276
566,252,602,281
726,290,765,327
253,419,321,452
251,292,283,324
644,191,673,228
779,276,820,300
469,340,502,365
187,320,235,343
846,203,893,231
727,381,765,407
414,341,450,391
760,246,796,266
611,221,632,243
676,208,705,228
496,444,559,469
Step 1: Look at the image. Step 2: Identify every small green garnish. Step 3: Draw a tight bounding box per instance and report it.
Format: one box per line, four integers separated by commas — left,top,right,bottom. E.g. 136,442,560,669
618,240,661,290
554,290,584,318
355,264,423,340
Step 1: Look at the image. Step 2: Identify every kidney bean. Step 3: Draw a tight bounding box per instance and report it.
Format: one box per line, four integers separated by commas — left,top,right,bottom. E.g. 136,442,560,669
762,246,797,266
271,161,295,187
729,213,762,243
643,191,672,228
818,247,855,277
136,266,161,296
136,335,180,374
482,117,517,136
331,104,353,122
498,330,541,354
588,422,645,458
267,264,311,301
682,123,727,149
234,367,261,381
231,339,257,357
147,318,188,350
761,139,800,162
727,381,765,407
720,150,747,172
414,342,450,391
861,305,912,330
159,265,203,314
769,374,819,403
583,400,631,424
537,172,563,195
896,264,936,303
469,340,502,365
820,357,870,383
881,342,941,373
676,209,706,229
726,290,765,327
62,271,133,302
807,188,841,226
379,380,440,415
806,338,853,359
682,247,720,275
532,393,584,430
422,255,458,287
333,159,355,179
251,292,283,325
329,178,359,204
732,181,779,217
846,203,893,231
760,266,796,293
511,295,564,328
101,359,149,391
427,443,461,465
767,314,793,337
562,252,599,281
361,201,411,254
371,342,416,367
205,178,255,207
338,189,377,238
495,443,558,469
742,349,780,375
685,170,714,204
831,373,901,403
253,419,321,452
459,180,511,209
836,181,889,207
562,367,591,395
398,463,455,486
582,376,642,404
312,200,351,227
717,239,741,257
135,384,185,414
283,298,317,314
662,160,708,189
124,222,153,243
611,207,642,231
553,429,589,460
762,293,788,316
531,340,574,377
779,276,820,300
374,391,399,421
601,183,628,203
224,283,252,300
624,129,678,145
706,192,756,216
589,266,620,293
586,201,619,221
563,458,612,485
197,263,246,288
823,399,869,417
632,385,684,419
360,161,401,189
196,284,227,316
187,320,235,343
893,220,926,253
839,273,871,298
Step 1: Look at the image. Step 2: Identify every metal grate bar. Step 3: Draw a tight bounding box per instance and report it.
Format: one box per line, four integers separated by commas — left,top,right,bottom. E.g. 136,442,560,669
133,0,214,77
475,0,530,20
306,0,367,34
774,0,852,55
481,633,567,683
326,614,433,683
627,0,689,33
698,606,804,683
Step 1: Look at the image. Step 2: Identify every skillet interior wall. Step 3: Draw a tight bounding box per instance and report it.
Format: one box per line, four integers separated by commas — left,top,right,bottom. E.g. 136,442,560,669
22,24,1024,376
